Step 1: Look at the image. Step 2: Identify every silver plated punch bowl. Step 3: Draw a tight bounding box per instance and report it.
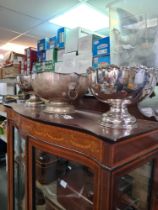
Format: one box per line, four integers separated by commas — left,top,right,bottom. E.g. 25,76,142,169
87,65,157,129
31,71,88,114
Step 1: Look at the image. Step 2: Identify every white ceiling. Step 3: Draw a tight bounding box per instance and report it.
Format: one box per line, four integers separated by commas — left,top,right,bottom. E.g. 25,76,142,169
0,0,157,57
0,0,111,56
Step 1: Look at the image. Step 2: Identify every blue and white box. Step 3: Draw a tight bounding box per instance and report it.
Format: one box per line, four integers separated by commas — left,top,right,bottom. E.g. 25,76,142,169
93,55,110,68
48,36,56,49
57,27,69,49
37,38,49,51
78,34,101,55
37,51,46,62
93,37,110,56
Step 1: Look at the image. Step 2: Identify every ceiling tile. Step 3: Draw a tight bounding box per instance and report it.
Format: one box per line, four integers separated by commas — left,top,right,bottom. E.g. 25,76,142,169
88,0,109,13
0,6,41,33
0,27,20,43
11,35,37,48
28,22,60,39
0,0,79,20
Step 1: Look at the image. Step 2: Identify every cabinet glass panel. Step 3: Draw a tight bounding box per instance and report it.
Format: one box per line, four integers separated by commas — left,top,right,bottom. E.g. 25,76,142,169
33,148,94,210
115,161,153,210
13,127,26,210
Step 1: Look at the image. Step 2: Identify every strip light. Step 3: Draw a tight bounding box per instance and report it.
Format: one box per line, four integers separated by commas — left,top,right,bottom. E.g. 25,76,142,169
0,43,28,54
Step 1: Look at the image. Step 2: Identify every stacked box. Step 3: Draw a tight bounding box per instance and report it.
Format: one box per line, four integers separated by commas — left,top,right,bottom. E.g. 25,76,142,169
57,27,70,49
62,52,77,73
57,49,65,62
46,49,57,62
25,47,37,74
76,53,93,74
37,38,49,51
0,68,3,79
2,64,19,78
65,27,92,53
48,36,57,49
37,51,46,62
78,34,101,55
4,51,25,66
18,56,26,75
93,55,110,68
35,62,43,73
93,36,110,56
44,61,55,72
55,62,63,73
35,61,55,73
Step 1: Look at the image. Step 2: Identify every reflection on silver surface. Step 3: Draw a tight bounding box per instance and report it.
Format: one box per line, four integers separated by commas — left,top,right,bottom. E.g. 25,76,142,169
16,75,44,106
14,128,26,210
31,72,88,114
16,75,32,92
88,65,157,129
109,0,158,68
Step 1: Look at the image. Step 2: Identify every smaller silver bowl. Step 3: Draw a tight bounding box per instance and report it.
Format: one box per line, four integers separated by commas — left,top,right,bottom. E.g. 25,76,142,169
31,71,88,114
16,75,43,106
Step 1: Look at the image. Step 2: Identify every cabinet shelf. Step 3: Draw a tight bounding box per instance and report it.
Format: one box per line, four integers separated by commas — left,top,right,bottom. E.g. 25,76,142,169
36,180,66,210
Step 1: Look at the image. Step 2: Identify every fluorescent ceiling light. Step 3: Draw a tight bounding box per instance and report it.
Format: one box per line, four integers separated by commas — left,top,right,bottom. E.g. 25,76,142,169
49,3,109,31
0,43,28,54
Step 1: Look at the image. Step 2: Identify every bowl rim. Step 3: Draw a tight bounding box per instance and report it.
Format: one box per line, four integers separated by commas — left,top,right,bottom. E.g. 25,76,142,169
31,71,87,78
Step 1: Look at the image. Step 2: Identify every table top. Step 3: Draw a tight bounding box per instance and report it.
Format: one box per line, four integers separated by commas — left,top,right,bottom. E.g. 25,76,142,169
6,103,158,143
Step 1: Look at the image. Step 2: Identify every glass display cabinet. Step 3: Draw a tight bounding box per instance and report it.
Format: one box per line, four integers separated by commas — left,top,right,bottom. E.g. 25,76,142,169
6,104,158,210
114,162,154,210
32,148,94,210
13,128,26,210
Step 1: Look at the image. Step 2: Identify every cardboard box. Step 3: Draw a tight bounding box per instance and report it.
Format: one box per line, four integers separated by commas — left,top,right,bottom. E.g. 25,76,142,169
93,55,110,68
44,61,55,72
37,38,49,51
63,52,77,73
78,34,101,55
2,64,19,78
46,49,57,62
57,49,65,62
65,27,91,53
93,36,110,56
57,27,70,49
0,68,3,79
4,51,25,65
35,62,42,73
48,36,57,49
35,61,55,72
55,62,63,73
25,47,37,59
37,51,46,62
76,53,93,74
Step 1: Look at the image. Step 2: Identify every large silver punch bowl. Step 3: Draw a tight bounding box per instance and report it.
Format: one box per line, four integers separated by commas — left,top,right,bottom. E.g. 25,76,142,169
31,71,88,114
16,74,43,106
88,65,157,129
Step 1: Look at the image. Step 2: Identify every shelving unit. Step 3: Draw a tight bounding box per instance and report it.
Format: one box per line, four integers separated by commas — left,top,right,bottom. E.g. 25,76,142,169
36,180,66,210
0,78,16,84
